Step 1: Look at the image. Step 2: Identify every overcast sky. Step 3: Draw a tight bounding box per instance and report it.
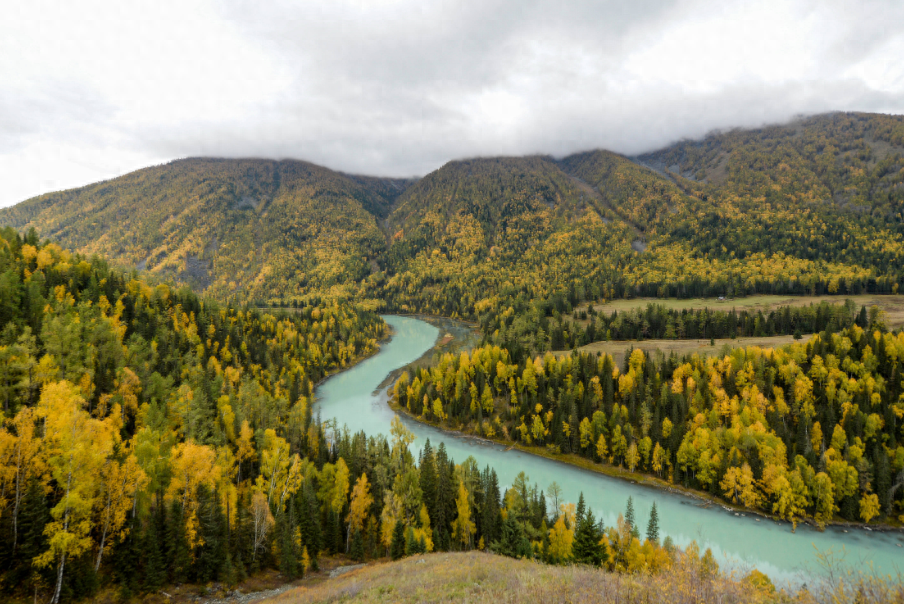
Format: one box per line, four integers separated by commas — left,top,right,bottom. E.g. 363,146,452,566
2,0,903,207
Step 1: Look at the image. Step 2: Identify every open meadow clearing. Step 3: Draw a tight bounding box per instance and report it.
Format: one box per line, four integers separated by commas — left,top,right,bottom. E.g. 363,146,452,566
571,295,904,328
559,334,814,366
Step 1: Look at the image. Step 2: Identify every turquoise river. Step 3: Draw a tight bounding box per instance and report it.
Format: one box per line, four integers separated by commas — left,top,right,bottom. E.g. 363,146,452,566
315,315,904,584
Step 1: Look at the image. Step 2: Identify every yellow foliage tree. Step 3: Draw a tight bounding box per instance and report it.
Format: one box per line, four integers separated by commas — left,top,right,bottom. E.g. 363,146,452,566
547,514,574,563
451,479,475,550
35,381,117,604
346,473,374,550
166,441,221,549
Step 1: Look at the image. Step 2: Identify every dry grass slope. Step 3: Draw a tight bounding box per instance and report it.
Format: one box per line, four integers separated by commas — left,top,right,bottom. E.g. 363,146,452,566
261,551,778,604
565,334,814,367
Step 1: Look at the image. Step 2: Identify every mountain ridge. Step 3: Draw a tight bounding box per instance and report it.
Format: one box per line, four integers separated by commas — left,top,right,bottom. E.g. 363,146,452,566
3,112,903,313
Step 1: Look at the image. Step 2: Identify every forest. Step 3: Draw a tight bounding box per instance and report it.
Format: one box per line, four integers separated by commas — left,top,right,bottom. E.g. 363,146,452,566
0,229,714,602
547,300,869,350
393,311,904,529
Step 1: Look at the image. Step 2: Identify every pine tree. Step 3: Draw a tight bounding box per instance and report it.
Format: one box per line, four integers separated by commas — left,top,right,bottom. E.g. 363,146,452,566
277,510,299,578
113,515,141,600
572,507,605,567
194,486,226,583
625,497,640,539
419,440,437,518
350,528,365,562
143,502,166,592
646,502,660,543
390,519,406,560
166,499,191,584
492,514,532,559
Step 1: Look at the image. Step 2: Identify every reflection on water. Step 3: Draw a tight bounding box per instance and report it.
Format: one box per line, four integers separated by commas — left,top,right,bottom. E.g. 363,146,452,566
315,315,904,585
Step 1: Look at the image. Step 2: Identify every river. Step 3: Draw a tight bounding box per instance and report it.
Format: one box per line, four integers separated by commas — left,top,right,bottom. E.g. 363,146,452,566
315,315,904,584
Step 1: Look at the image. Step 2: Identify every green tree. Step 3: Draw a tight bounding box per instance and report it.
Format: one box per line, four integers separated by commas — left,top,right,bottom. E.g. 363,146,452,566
646,502,660,544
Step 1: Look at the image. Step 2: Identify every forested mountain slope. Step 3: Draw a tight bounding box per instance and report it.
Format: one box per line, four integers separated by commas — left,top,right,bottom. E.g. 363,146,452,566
3,112,904,319
370,156,638,317
637,112,904,274
0,228,387,601
0,159,408,303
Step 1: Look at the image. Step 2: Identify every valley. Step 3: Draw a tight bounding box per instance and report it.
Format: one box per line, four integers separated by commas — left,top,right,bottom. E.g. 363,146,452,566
2,112,904,603
316,315,904,584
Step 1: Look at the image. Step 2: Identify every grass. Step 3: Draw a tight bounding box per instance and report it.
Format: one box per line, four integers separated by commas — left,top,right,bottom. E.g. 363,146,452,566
5,557,361,604
258,551,903,604
572,294,904,327
260,551,764,604
560,333,814,367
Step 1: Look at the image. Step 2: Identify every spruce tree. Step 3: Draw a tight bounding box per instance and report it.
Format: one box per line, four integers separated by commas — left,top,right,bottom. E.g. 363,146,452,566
434,444,454,541
419,440,437,518
625,497,640,539
492,514,532,559
113,514,141,600
404,527,416,557
350,528,365,562
277,510,300,578
166,500,191,584
572,508,605,567
299,484,322,570
575,492,586,526
10,477,52,592
59,552,99,603
481,468,501,545
365,517,378,559
390,520,406,560
646,502,660,543
143,502,166,592
194,486,226,583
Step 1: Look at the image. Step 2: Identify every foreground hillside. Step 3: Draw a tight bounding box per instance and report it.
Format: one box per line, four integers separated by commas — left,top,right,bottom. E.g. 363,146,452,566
3,113,903,318
260,551,899,604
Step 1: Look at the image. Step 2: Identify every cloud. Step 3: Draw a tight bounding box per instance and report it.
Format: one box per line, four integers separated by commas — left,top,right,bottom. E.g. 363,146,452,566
2,0,904,206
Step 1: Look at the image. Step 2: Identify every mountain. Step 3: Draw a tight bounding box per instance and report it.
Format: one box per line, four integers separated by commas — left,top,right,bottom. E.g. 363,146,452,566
372,154,639,318
3,112,904,315
636,112,904,272
0,158,410,303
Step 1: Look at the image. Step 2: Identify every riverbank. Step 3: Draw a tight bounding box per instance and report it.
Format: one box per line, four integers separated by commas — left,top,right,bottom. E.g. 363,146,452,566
314,314,904,581
387,393,904,534
310,320,394,391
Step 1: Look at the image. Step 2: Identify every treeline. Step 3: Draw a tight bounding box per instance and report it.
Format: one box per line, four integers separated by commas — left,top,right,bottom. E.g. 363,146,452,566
0,228,385,601
394,324,904,529
546,300,870,350
5,119,904,324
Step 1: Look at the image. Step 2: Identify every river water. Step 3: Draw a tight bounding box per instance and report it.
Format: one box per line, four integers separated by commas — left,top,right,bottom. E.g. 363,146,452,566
315,315,904,584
